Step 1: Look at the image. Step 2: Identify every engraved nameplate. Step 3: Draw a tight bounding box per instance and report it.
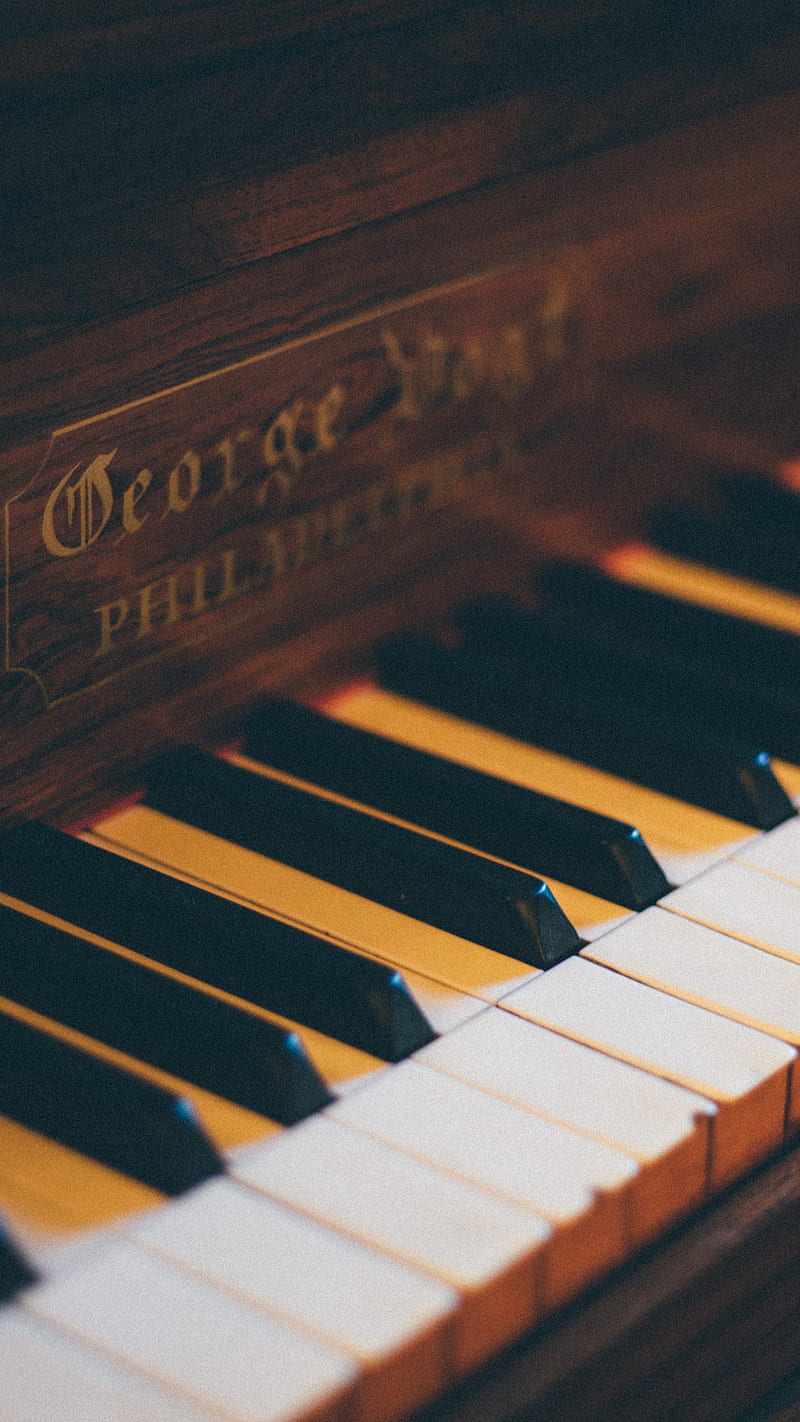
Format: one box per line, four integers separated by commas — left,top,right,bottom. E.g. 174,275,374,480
0,259,585,823
4,265,578,709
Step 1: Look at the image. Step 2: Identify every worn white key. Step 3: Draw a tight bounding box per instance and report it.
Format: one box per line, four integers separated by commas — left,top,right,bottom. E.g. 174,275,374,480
26,1239,356,1422
663,859,800,1121
665,858,800,994
734,816,800,885
234,1112,550,1376
328,1057,637,1309
398,969,484,1036
0,1308,217,1422
502,955,794,1186
327,686,759,884
585,905,800,1046
90,807,542,1004
127,1175,458,1422
415,1006,713,1245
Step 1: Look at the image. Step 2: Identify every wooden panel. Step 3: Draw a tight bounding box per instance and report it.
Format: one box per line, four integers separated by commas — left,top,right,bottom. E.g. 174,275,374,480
3,93,800,827
2,4,799,353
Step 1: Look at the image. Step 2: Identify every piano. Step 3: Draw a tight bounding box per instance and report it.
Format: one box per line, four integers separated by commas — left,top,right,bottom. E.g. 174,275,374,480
4,2,800,1417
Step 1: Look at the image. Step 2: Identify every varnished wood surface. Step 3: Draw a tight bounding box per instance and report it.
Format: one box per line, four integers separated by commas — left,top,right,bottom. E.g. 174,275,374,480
2,91,800,830
3,88,800,450
2,3,799,359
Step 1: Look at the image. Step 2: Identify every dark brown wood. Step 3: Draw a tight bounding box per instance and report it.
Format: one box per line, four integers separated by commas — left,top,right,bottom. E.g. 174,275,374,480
3,91,800,828
2,3,799,355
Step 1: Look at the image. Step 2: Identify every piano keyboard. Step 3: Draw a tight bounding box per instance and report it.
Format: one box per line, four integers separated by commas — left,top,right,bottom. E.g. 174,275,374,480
5,500,800,1422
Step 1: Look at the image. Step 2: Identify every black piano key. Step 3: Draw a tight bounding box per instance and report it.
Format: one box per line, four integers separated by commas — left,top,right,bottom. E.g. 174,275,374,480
242,699,670,910
0,1217,36,1301
376,634,795,830
0,899,331,1124
0,1009,222,1194
648,504,800,595
539,561,800,693
459,595,800,765
143,746,582,969
0,824,433,1063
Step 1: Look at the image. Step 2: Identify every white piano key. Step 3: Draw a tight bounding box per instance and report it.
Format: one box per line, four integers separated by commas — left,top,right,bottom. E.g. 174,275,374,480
501,955,794,1186
326,685,759,884
0,1005,450,1422
661,861,800,1129
585,904,800,1046
0,1308,218,1422
414,1006,713,1245
127,1175,458,1422
397,968,484,1036
233,1112,551,1376
327,1057,638,1308
734,814,800,885
26,1239,356,1422
665,859,800,962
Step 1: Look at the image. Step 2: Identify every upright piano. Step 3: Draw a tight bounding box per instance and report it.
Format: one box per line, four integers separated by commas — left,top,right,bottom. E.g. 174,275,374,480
4,3,800,1418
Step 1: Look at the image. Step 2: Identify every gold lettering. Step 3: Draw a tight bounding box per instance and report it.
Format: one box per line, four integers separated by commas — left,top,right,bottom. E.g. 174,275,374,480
42,451,116,558
540,278,570,361
217,549,248,602
215,428,256,494
488,326,531,403
122,467,153,536
136,576,182,638
89,435,503,664
449,341,485,400
192,561,210,615
165,450,201,515
314,383,345,453
419,332,449,408
381,330,422,420
94,597,129,657
260,529,289,582
255,403,304,508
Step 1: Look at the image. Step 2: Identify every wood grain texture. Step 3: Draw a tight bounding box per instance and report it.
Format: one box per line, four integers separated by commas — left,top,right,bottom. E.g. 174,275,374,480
3,91,800,443
1,2,799,353
3,92,800,828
